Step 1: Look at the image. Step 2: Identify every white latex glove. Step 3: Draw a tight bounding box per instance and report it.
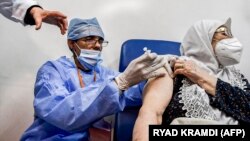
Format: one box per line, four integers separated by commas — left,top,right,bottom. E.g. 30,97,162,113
115,51,166,90
159,54,179,78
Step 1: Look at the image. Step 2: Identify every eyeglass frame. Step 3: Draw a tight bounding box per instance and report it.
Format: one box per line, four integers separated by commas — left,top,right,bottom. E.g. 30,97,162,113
215,26,231,37
78,36,109,47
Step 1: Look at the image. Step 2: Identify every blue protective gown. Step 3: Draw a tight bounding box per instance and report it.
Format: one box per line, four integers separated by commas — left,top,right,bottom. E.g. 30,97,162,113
20,56,144,141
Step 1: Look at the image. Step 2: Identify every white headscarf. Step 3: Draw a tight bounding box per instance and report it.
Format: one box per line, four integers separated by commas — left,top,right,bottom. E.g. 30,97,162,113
181,19,225,74
178,18,245,124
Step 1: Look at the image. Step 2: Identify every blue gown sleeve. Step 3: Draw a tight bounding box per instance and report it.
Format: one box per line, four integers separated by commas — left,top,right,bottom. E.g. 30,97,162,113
33,62,143,132
209,75,250,123
0,0,38,24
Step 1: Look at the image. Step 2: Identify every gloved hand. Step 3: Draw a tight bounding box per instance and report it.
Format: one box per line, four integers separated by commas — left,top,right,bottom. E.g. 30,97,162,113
115,51,166,90
159,54,179,78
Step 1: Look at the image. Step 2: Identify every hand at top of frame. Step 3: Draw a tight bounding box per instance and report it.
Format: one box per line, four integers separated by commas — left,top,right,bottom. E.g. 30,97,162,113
30,7,68,35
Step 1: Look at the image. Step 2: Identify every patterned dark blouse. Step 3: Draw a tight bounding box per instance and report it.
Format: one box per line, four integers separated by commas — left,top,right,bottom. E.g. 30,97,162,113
162,74,250,125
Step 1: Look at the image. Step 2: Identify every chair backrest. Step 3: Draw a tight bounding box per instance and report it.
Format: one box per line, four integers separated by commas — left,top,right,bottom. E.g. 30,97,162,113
119,39,181,72
114,39,181,141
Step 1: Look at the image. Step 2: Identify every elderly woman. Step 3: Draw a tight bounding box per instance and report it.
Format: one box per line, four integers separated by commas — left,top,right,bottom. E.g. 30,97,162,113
133,18,250,141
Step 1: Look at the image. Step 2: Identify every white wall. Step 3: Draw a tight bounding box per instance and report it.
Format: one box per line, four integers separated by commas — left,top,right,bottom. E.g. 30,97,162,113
0,0,249,140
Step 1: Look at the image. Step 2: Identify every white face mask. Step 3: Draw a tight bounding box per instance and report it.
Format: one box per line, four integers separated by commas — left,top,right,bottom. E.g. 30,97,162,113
74,43,103,70
215,37,243,67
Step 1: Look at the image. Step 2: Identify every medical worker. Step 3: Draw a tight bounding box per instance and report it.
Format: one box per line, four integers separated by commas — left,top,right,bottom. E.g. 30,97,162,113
0,0,67,35
20,17,166,141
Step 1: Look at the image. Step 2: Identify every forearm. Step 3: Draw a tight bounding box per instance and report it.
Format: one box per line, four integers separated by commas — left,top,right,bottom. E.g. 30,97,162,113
197,73,218,96
133,110,162,141
133,68,173,141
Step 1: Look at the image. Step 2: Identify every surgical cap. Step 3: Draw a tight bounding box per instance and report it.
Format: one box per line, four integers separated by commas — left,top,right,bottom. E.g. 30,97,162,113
67,17,104,40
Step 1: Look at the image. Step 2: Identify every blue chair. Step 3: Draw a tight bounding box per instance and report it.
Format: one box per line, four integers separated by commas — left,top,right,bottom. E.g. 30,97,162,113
113,39,181,141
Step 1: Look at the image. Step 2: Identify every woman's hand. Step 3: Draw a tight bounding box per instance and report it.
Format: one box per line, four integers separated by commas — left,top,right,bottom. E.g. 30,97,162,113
173,59,204,83
173,58,217,95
